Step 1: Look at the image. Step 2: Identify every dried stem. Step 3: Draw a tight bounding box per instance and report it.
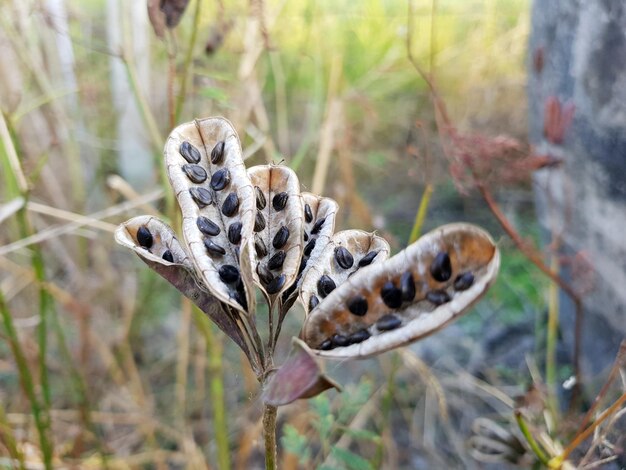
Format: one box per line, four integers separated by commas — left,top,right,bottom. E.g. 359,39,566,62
408,183,434,244
175,0,202,122
262,403,278,470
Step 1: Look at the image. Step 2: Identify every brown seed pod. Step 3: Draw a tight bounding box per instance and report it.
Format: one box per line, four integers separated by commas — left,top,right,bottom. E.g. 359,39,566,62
300,230,390,316
164,117,255,314
247,164,304,301
300,223,500,359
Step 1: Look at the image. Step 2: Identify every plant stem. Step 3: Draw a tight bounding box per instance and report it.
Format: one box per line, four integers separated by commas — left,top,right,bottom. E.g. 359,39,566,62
262,403,278,470
546,254,559,419
175,0,202,122
408,183,434,244
514,410,550,466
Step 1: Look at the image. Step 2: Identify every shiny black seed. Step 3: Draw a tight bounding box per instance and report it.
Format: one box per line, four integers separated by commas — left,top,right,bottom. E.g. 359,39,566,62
311,217,325,234
430,252,452,282
331,334,349,347
189,187,212,207
182,164,207,183
218,264,240,284
426,290,451,305
304,238,316,256
348,329,371,344
255,186,266,210
400,271,416,301
381,281,403,308
255,237,267,258
377,314,402,331
272,192,289,211
317,275,336,298
210,168,231,191
347,296,368,316
162,250,174,263
267,250,286,270
304,232,309,241
272,226,290,249
210,140,225,164
454,272,474,291
180,141,201,163
221,192,239,217
256,263,274,285
228,222,243,245
203,238,226,255
358,251,378,267
137,226,153,248
266,274,286,294
304,203,313,223
196,216,220,236
309,295,320,311
334,246,354,269
254,211,266,232
319,339,333,350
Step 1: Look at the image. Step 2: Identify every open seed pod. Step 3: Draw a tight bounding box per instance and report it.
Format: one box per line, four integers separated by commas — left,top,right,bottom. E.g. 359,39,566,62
164,117,255,314
114,216,253,359
301,223,500,358
247,165,304,302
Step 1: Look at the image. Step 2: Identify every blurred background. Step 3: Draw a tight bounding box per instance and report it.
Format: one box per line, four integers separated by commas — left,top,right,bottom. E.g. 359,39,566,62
1,0,624,468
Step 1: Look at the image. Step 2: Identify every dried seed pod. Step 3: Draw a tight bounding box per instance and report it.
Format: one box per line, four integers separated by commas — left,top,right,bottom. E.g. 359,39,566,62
164,117,256,314
247,165,303,301
300,223,500,359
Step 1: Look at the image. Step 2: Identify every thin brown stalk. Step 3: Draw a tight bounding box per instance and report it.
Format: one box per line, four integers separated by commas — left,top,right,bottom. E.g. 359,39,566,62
262,403,278,470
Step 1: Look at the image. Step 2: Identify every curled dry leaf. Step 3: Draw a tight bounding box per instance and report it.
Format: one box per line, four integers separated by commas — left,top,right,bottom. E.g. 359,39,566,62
248,165,304,302
164,117,256,315
114,216,253,359
262,338,341,407
301,223,500,358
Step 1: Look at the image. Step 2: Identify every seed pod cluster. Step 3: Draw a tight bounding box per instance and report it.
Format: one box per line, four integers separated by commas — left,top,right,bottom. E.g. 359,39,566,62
299,230,390,316
248,165,304,300
164,117,255,313
300,223,500,358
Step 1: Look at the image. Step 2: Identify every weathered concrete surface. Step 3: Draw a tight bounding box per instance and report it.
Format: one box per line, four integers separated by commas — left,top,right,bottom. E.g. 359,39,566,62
529,1,626,377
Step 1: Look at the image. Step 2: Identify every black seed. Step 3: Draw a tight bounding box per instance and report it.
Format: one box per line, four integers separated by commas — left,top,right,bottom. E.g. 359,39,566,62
255,237,267,258
358,251,378,267
196,216,220,236
304,203,313,223
309,295,320,311
137,226,153,248
272,192,289,211
254,211,266,232
400,271,416,301
203,238,226,255
190,187,212,207
304,238,316,256
348,329,371,344
162,250,174,262
182,164,207,183
255,186,266,210
267,250,286,270
266,274,286,294
311,217,325,234
218,264,240,284
381,281,403,309
331,334,349,348
317,275,336,298
319,339,333,350
377,314,402,331
210,168,231,191
232,289,248,310
426,290,451,305
272,226,290,249
430,252,452,282
180,141,201,163
454,272,475,291
334,246,354,269
256,264,274,285
228,222,243,245
221,192,239,216
304,232,309,241
211,140,225,164
347,296,368,316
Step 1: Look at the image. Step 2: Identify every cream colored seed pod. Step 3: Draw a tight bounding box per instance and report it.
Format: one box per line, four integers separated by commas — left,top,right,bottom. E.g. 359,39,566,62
299,230,390,315
164,117,255,314
248,164,304,303
301,223,500,359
